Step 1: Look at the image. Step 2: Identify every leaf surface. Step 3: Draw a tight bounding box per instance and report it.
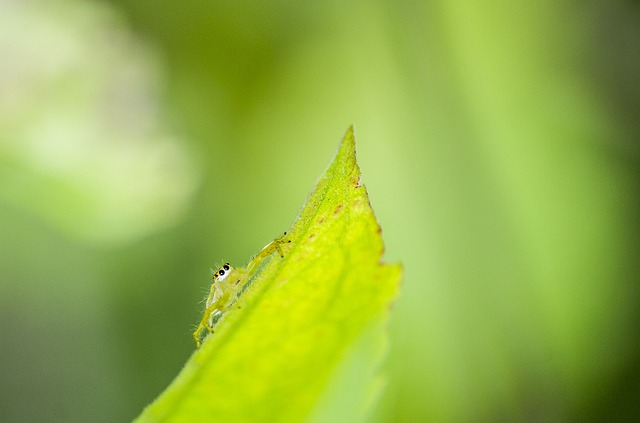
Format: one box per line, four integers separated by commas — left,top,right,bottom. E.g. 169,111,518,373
135,126,402,423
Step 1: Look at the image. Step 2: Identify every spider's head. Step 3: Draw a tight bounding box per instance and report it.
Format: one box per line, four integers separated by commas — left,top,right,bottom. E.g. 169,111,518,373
213,263,232,282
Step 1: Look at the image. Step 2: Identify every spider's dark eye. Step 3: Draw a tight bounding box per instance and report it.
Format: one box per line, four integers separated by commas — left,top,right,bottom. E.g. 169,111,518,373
223,264,230,271
213,273,219,279
219,269,225,276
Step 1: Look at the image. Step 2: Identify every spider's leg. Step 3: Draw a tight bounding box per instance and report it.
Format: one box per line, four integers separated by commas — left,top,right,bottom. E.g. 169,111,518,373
244,233,291,278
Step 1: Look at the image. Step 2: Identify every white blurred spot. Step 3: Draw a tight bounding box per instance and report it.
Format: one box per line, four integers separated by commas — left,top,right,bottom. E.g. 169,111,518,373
0,0,200,245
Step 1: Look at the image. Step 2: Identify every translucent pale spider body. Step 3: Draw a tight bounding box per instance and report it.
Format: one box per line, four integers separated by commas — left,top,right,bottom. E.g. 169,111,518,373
193,233,290,348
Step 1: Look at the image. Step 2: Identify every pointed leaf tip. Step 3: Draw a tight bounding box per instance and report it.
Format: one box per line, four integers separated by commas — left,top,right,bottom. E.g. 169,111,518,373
135,127,401,423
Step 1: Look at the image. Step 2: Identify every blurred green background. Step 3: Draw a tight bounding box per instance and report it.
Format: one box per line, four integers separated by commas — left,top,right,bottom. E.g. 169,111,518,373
1,0,640,422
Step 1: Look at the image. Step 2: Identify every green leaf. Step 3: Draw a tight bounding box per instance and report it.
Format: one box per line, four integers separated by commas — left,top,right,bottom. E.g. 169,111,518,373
134,126,402,423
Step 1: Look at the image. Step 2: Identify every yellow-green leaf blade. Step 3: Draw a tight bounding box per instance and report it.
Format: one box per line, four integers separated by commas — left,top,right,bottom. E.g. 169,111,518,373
135,126,402,423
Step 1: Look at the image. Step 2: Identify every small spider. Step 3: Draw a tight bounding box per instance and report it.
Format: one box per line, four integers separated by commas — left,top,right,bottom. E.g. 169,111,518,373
193,233,291,348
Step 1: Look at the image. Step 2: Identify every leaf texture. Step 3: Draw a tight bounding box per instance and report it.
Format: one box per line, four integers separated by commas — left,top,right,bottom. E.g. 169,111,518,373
135,126,402,423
